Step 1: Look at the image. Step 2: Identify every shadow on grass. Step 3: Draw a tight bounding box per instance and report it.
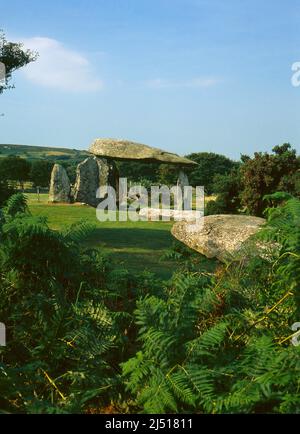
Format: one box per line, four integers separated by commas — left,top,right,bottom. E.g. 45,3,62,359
84,227,175,280
86,227,173,251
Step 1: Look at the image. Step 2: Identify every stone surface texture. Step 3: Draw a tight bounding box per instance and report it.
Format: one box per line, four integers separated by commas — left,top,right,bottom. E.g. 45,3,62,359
89,138,197,166
49,164,71,203
171,214,266,262
73,156,119,207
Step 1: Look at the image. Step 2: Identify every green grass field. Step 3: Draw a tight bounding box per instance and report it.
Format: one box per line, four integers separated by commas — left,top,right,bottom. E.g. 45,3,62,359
28,193,175,280
0,143,88,160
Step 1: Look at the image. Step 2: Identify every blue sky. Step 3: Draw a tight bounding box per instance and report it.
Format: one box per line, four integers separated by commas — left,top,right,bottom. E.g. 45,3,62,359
1,0,300,159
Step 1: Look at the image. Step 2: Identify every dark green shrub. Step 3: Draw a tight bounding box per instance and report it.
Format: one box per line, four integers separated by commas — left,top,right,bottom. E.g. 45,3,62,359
206,168,241,215
187,152,238,194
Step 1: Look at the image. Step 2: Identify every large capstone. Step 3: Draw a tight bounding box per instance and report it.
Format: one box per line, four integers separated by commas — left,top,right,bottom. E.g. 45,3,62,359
73,156,119,207
171,214,266,263
89,138,197,166
49,164,71,203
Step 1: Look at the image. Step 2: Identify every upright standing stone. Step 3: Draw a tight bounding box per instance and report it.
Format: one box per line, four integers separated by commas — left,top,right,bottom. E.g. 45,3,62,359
96,158,119,200
174,170,190,208
73,157,99,206
177,170,189,190
49,164,71,203
73,156,119,207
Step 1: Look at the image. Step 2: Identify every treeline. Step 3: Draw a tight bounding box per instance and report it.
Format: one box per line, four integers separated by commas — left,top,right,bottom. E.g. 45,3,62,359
1,144,299,218
117,152,237,190
0,151,238,190
0,156,50,188
0,155,83,206
0,155,81,188
86,143,300,218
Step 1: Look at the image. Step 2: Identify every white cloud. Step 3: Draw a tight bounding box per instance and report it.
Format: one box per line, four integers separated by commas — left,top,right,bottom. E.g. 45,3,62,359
21,37,103,92
146,77,220,89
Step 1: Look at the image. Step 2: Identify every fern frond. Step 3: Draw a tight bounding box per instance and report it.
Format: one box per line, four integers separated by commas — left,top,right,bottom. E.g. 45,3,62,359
63,221,96,244
3,193,29,218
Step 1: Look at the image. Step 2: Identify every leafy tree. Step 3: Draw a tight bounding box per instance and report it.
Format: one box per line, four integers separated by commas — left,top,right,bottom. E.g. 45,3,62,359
117,161,159,183
205,167,242,215
279,166,300,198
186,152,237,194
0,155,31,188
30,160,53,187
64,162,77,185
240,144,299,216
0,31,37,93
0,180,15,206
157,164,178,185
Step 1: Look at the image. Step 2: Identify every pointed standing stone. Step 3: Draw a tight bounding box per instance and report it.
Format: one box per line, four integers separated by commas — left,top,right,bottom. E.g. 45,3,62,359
73,156,119,207
177,170,189,190
48,164,71,203
96,157,119,200
73,157,99,206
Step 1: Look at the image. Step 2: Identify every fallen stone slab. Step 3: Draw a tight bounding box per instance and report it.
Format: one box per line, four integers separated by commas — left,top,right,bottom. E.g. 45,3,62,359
139,207,201,222
171,214,266,262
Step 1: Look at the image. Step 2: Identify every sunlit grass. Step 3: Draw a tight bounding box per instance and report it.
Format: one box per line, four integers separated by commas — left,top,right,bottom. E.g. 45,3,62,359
27,191,215,279
27,193,175,279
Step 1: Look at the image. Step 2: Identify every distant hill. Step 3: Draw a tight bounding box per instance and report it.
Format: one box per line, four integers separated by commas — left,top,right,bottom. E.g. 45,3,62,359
0,144,89,161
